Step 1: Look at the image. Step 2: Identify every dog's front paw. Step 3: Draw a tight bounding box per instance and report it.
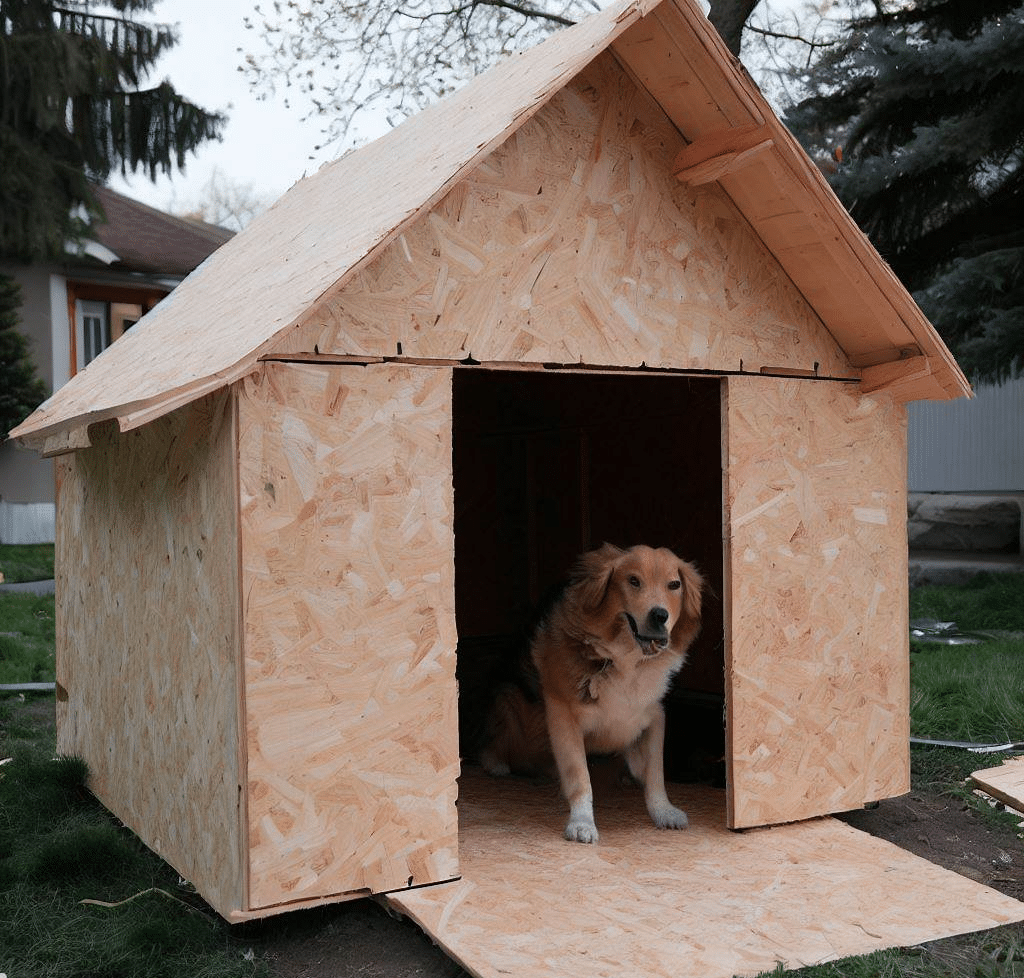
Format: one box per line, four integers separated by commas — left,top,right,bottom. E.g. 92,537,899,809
564,818,599,844
651,803,689,830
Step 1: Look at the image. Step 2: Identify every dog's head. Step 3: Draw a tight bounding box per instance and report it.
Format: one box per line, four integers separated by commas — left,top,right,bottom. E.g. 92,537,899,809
569,543,703,657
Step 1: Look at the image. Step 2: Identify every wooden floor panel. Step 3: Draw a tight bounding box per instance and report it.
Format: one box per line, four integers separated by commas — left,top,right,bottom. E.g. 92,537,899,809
387,767,1024,978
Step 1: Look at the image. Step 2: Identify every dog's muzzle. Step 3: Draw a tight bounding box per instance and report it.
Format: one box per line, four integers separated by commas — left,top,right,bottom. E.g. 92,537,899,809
625,607,670,655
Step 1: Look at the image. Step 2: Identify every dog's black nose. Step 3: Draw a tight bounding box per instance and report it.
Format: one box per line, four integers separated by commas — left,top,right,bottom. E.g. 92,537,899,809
649,606,669,627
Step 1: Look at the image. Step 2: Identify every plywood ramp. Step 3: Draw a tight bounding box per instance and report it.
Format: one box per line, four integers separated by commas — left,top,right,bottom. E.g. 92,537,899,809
973,757,1024,813
388,769,1024,978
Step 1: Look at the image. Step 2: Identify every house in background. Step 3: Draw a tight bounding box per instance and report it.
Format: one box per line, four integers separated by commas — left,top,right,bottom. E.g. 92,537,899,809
0,186,233,543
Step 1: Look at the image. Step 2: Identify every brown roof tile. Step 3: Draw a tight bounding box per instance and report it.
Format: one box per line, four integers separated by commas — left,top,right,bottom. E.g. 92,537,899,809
90,185,234,277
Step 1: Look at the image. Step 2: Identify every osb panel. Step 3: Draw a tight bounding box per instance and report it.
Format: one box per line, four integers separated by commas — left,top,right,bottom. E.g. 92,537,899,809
972,757,1024,813
238,361,459,912
284,54,851,379
55,392,244,916
388,769,1024,978
723,377,910,828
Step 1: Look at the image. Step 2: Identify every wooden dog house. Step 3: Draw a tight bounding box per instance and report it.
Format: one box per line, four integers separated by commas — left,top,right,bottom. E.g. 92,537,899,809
13,0,975,933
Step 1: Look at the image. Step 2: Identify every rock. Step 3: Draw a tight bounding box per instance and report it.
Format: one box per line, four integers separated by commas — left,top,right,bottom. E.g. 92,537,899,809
908,494,1022,553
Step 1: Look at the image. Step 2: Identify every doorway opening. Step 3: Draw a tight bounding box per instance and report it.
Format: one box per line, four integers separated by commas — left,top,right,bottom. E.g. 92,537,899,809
452,367,726,790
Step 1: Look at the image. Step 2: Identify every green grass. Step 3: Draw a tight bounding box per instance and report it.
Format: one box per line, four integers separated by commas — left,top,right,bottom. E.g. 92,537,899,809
0,704,267,978
910,572,1024,632
910,638,1024,743
0,591,55,684
908,573,1024,744
0,542,54,583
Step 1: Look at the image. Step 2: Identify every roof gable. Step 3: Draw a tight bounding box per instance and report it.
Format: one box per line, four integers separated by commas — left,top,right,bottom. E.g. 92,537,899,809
11,0,968,453
280,55,852,378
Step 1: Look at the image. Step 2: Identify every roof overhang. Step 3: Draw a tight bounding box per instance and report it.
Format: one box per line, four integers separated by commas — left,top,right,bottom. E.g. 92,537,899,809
9,0,969,456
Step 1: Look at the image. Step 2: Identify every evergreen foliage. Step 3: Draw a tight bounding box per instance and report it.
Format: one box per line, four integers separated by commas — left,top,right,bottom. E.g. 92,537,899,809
0,273,48,437
0,0,225,261
785,0,1024,381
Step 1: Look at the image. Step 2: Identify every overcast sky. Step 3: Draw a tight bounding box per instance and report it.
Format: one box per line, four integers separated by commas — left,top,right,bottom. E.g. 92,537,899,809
109,0,388,215
109,0,797,218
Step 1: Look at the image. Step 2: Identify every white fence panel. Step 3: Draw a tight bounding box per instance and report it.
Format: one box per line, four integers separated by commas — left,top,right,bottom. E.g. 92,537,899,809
908,376,1024,493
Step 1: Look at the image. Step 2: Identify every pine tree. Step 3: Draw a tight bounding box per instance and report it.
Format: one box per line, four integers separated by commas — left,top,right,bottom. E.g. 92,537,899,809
0,0,225,261
785,0,1024,381
0,275,48,439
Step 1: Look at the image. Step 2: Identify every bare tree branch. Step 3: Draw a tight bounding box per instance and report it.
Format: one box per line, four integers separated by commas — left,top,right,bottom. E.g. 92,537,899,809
239,0,776,153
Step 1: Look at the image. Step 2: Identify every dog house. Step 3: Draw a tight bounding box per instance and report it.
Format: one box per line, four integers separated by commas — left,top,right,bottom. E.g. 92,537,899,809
14,0,1002,959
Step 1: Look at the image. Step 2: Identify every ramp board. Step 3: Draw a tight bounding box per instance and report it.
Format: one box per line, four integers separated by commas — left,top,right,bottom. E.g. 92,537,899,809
973,756,1024,814
386,769,1024,978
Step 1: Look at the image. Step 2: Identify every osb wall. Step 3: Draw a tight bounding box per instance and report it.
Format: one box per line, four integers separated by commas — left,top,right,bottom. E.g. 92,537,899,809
55,391,244,915
237,360,459,912
280,53,851,378
723,377,909,829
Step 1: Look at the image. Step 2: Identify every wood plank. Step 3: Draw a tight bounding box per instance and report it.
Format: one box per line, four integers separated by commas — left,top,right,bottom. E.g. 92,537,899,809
55,392,245,918
387,768,1024,978
675,138,773,186
673,124,774,185
859,355,932,397
237,361,460,912
723,377,910,828
972,756,1024,813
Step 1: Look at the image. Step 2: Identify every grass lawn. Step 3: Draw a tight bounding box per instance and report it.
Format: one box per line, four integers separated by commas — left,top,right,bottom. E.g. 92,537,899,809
0,542,54,584
1,543,1023,977
909,572,1024,744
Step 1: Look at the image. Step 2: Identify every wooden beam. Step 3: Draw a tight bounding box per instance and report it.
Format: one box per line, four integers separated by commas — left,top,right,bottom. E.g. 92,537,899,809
859,355,931,396
40,426,92,458
673,124,774,186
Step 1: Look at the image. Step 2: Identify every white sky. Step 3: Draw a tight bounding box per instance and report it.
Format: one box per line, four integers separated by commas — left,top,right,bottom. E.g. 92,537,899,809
109,0,390,214
109,0,803,217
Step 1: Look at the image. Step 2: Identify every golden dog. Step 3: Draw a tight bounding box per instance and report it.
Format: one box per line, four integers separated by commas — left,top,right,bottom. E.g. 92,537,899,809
480,543,703,843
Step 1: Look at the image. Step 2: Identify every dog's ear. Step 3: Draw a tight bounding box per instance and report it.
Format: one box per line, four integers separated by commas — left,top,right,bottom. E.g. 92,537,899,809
670,560,704,647
570,543,623,613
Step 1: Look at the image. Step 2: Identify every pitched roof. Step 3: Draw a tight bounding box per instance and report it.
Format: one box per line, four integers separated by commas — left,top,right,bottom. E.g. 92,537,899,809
88,185,234,278
11,0,969,453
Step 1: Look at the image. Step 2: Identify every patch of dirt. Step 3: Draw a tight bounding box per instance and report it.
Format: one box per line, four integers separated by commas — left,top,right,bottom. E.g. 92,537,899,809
837,789,1024,904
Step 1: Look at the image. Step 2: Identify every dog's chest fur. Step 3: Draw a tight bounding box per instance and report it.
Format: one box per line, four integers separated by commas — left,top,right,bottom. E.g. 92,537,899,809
538,633,685,753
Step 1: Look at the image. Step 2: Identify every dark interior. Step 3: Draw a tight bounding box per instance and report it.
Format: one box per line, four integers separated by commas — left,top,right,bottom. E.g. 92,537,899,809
452,367,726,785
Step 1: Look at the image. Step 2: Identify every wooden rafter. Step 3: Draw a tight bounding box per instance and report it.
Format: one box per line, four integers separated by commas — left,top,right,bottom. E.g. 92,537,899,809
673,123,774,185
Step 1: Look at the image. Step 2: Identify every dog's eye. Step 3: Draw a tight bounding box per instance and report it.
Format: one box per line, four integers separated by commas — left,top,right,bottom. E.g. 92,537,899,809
668,579,682,590
628,575,642,588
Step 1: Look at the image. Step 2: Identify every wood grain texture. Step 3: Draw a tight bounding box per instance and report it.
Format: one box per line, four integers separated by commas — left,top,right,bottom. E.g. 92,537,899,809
723,377,910,828
972,756,1024,813
285,55,851,381
237,361,459,911
55,393,244,917
387,769,1024,978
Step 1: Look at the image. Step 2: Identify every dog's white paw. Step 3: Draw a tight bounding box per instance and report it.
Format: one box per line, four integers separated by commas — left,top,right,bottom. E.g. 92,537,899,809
564,818,600,844
651,803,689,830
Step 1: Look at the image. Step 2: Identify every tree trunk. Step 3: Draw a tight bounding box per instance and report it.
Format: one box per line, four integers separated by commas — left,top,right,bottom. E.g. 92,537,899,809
708,0,760,55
